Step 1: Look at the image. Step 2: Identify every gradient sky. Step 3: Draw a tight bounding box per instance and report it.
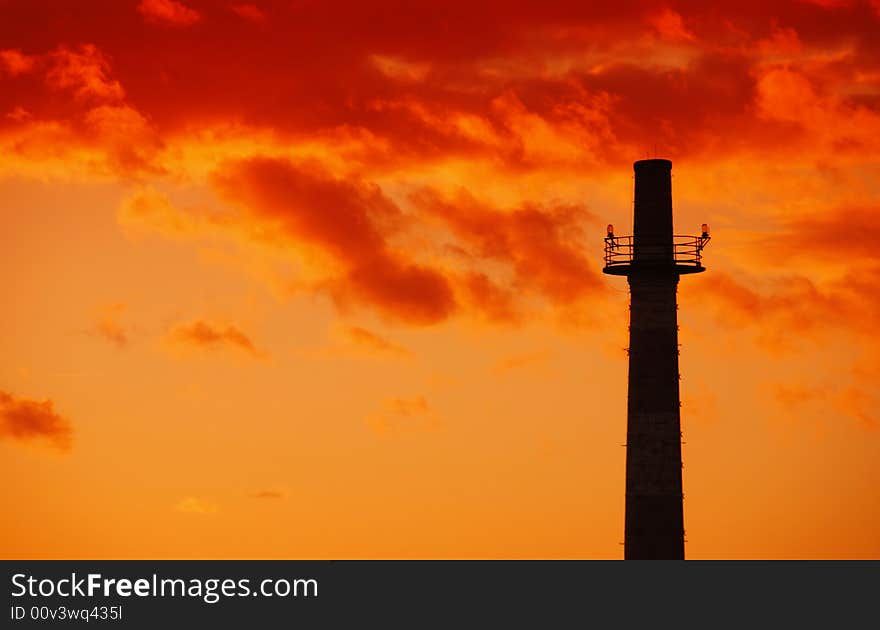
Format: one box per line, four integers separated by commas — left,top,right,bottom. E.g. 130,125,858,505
1,0,878,559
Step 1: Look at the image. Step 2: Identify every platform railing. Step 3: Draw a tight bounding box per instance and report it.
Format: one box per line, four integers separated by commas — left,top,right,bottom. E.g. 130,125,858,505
604,235,709,271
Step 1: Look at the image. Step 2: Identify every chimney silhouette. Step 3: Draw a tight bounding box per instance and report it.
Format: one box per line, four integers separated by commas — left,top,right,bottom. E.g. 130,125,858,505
603,159,710,560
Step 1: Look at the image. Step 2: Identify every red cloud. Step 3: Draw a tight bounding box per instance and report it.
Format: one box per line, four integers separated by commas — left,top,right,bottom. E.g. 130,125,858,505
0,49,35,76
45,44,125,102
0,391,73,452
1,1,877,179
138,0,201,26
0,42,162,178
231,4,266,22
1,1,878,332
648,8,697,41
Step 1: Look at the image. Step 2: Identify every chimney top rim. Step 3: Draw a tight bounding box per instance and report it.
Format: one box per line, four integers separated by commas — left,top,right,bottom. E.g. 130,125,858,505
633,158,672,171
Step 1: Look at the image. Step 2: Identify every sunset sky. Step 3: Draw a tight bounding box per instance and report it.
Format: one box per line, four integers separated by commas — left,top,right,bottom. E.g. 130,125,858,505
2,0,878,559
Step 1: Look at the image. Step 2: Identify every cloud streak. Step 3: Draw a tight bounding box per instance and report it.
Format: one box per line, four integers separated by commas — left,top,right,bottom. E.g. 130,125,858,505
169,320,265,358
92,303,130,348
175,497,218,514
342,326,413,358
366,395,440,434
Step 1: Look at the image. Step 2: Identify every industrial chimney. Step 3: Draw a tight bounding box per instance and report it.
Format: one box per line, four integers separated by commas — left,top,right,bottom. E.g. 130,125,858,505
603,159,710,560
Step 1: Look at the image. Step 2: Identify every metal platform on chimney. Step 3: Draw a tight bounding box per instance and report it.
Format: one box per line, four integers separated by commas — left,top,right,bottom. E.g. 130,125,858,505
602,234,710,276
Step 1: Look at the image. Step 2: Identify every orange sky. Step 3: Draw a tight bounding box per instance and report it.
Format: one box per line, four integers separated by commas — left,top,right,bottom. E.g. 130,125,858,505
1,0,878,559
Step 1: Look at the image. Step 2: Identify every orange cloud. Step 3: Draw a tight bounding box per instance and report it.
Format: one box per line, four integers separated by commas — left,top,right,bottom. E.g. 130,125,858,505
493,351,551,374
342,326,412,358
834,386,879,430
699,270,852,349
771,382,828,410
367,395,440,434
116,165,607,324
138,0,201,26
250,488,287,499
704,200,880,351
0,391,73,452
458,272,520,323
770,382,878,431
169,320,264,358
118,188,216,237
212,157,457,324
765,205,880,264
175,497,218,514
93,303,130,348
413,188,603,305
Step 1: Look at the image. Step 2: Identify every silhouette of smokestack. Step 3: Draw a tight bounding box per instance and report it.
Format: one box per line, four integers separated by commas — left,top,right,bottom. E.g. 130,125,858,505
603,159,710,560
633,159,673,263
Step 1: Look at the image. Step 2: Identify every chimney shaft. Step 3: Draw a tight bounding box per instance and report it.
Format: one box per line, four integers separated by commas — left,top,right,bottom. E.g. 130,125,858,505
624,158,685,559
